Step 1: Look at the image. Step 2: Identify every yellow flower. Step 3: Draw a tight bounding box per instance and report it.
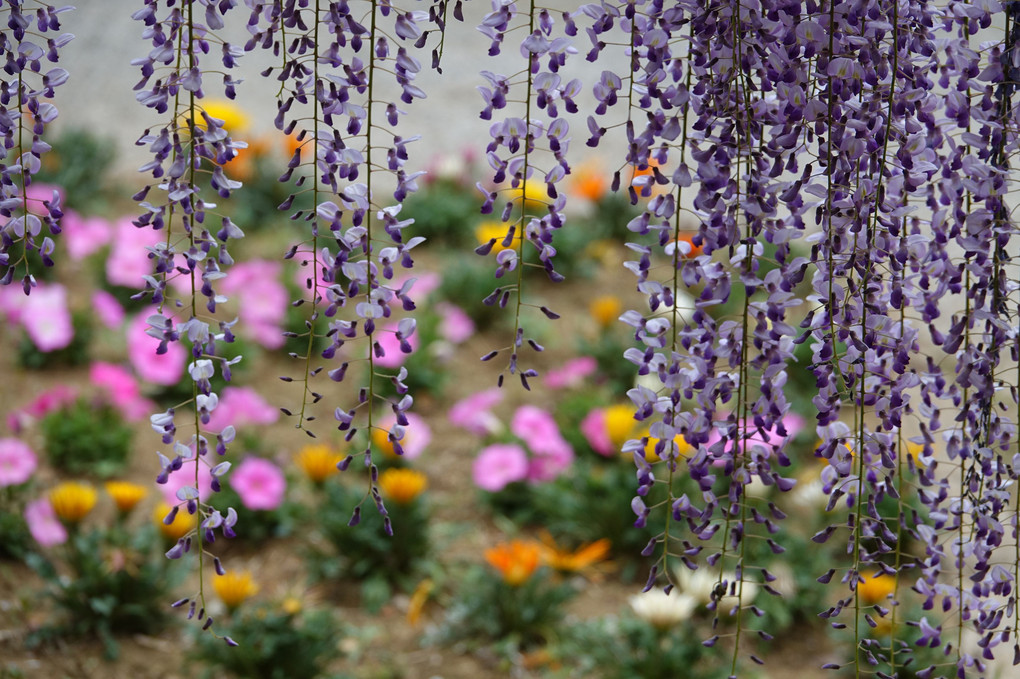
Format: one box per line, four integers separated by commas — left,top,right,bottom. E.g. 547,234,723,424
589,295,622,328
194,100,251,133
214,571,259,611
640,433,691,463
474,220,521,253
378,468,428,505
153,502,196,542
104,481,148,514
484,540,542,586
538,531,610,573
509,179,549,212
281,596,303,616
406,578,433,627
296,444,342,484
857,570,895,605
605,404,639,449
49,482,97,524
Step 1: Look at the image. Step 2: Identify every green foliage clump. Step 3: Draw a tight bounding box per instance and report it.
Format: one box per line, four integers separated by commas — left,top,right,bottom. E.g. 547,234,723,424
41,398,133,478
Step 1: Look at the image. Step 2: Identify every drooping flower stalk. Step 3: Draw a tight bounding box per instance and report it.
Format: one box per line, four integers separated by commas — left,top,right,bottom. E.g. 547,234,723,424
132,0,246,635
0,1,73,291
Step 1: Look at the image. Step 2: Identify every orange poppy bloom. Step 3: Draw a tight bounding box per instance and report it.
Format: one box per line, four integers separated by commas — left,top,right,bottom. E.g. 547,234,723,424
484,540,542,586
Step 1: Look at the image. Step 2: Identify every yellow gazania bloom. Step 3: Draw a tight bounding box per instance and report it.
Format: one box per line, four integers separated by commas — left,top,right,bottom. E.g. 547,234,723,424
509,179,549,212
104,481,148,514
589,295,622,329
605,404,639,449
857,570,896,605
281,596,303,616
214,570,259,610
484,540,542,586
570,160,608,201
153,502,197,542
296,444,342,484
538,531,610,573
195,100,251,133
474,220,521,253
49,482,98,524
378,468,428,505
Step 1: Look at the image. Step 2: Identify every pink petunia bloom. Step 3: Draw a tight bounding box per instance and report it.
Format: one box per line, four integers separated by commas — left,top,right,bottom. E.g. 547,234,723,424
391,271,441,301
544,356,597,389
21,283,74,351
472,443,529,492
448,388,504,436
580,408,615,457
510,405,562,452
61,211,112,261
220,260,289,349
373,321,419,369
0,438,37,487
24,497,67,547
230,457,287,511
204,386,279,432
376,411,432,460
127,309,186,386
526,436,574,483
436,302,475,344
89,362,155,421
92,290,125,328
7,385,78,433
106,217,163,288
0,284,28,323
158,457,215,505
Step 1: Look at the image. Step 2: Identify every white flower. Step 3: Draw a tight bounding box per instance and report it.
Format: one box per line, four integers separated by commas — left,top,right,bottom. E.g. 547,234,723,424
628,590,697,629
674,567,759,614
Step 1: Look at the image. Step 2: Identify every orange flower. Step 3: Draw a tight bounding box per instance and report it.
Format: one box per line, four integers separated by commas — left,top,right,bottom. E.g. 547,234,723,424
571,160,608,201
296,444,342,484
153,502,196,542
406,578,434,627
484,540,542,586
589,295,622,328
104,481,148,514
378,468,428,505
857,570,895,605
538,531,610,573
673,232,703,258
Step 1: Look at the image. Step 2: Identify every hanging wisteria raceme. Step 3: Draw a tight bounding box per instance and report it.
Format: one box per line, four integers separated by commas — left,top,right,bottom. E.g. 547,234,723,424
242,0,435,535
0,1,73,291
131,0,247,640
475,0,579,389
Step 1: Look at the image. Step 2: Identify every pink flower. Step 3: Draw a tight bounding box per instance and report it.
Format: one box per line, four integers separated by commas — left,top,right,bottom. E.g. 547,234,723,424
527,437,574,483
159,457,215,505
7,385,78,433
230,457,287,511
373,322,419,369
391,271,441,301
0,438,37,487
544,356,597,389
106,217,163,288
376,411,432,460
472,443,529,492
580,408,615,457
24,498,67,547
92,290,125,328
62,211,111,261
510,405,562,452
22,283,74,351
221,260,288,349
127,309,186,386
89,362,155,421
204,386,279,432
448,388,504,436
437,302,475,344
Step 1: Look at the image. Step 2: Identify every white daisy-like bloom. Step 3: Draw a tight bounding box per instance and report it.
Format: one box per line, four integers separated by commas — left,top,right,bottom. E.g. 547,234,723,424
628,589,697,629
674,566,760,613
789,475,828,510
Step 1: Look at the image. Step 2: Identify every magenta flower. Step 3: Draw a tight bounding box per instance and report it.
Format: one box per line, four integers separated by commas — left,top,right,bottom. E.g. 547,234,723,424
230,457,287,511
436,302,475,343
89,362,155,421
106,216,163,288
472,443,529,492
580,408,615,457
0,438,37,487
158,457,215,505
448,388,504,436
24,497,67,547
373,321,419,369
544,356,597,389
22,283,74,352
61,211,111,261
204,386,279,432
91,290,125,329
127,309,186,386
